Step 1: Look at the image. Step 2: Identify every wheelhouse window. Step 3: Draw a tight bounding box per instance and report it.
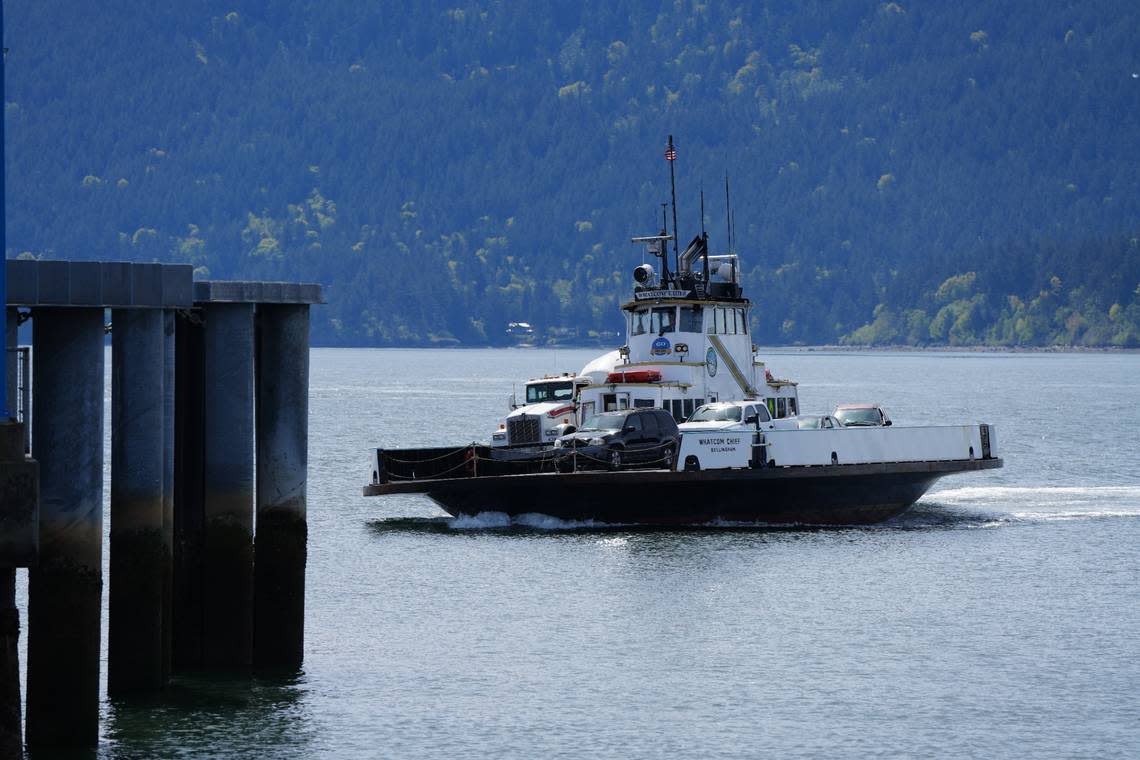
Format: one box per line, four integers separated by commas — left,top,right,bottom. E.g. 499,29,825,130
651,307,676,335
631,309,650,336
679,305,703,333
776,398,787,418
708,307,744,335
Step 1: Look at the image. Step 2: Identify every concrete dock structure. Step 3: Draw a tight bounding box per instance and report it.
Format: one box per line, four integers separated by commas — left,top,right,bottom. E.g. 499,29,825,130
109,308,167,694
162,311,176,681
201,301,256,667
4,260,321,749
25,306,106,745
254,304,311,668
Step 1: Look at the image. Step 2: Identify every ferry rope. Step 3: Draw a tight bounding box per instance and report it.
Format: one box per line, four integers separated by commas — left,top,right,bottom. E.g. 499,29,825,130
552,439,677,470
381,445,478,465
383,457,474,480
383,439,678,478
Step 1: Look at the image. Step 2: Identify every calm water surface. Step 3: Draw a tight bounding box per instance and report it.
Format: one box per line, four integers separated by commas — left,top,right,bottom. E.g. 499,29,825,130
18,348,1140,758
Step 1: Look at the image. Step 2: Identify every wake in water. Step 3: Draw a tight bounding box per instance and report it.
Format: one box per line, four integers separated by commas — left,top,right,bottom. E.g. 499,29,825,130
367,512,624,535
919,485,1140,525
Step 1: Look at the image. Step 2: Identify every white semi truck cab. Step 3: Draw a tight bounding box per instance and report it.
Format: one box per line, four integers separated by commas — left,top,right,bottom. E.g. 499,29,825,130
490,374,581,448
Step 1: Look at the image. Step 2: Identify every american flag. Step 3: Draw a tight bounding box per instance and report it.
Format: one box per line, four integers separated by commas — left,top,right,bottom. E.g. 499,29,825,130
665,142,677,161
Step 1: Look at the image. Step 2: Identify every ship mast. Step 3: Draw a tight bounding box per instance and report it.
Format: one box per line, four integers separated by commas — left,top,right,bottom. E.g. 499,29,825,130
666,135,680,286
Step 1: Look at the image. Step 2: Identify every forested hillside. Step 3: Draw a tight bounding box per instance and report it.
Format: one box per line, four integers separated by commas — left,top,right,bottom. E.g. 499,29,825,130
5,1,1139,346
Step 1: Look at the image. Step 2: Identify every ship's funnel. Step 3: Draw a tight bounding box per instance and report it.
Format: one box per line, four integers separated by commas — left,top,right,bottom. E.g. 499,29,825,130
678,235,706,274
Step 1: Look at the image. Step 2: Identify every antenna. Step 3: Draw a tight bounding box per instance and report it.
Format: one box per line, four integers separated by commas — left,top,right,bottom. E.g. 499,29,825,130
700,184,706,239
666,135,680,281
724,172,732,253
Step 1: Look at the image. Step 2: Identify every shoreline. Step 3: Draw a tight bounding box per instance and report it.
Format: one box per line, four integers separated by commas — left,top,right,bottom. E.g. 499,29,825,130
308,343,1140,354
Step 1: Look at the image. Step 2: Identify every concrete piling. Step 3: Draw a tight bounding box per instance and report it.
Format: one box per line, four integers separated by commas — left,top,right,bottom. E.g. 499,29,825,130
109,308,166,694
6,261,321,743
25,307,105,747
172,311,206,668
162,310,175,680
201,303,256,667
254,305,310,668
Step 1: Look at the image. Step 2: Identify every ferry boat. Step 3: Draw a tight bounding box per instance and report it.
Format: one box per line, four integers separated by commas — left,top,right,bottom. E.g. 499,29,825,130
363,138,1002,525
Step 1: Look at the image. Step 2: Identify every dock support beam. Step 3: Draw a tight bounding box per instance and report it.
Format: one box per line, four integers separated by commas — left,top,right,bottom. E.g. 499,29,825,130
162,311,176,680
109,308,166,693
172,311,205,668
26,308,105,748
201,303,255,667
254,305,310,668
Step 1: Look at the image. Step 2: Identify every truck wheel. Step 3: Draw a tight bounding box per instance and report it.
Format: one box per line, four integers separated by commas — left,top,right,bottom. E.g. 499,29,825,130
662,445,674,469
608,448,622,471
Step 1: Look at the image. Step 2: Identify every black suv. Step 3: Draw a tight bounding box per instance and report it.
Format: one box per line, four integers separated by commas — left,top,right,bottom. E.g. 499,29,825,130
553,408,680,471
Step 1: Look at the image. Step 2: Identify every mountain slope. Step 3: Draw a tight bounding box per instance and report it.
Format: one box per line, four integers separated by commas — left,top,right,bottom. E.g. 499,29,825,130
5,1,1139,345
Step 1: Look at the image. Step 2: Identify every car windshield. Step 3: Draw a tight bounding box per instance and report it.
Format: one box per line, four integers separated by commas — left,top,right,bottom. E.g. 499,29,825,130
526,381,574,404
796,416,822,429
835,408,881,426
578,414,625,433
688,405,742,422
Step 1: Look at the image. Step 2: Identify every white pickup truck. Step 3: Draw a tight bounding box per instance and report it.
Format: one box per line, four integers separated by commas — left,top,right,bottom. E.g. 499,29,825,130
678,401,798,434
675,400,796,471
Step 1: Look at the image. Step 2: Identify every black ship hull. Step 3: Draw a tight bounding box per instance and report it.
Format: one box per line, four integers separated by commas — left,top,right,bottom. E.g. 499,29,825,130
364,458,1002,526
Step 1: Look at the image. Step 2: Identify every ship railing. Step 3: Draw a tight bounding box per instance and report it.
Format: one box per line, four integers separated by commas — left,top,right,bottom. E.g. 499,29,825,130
371,438,679,483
